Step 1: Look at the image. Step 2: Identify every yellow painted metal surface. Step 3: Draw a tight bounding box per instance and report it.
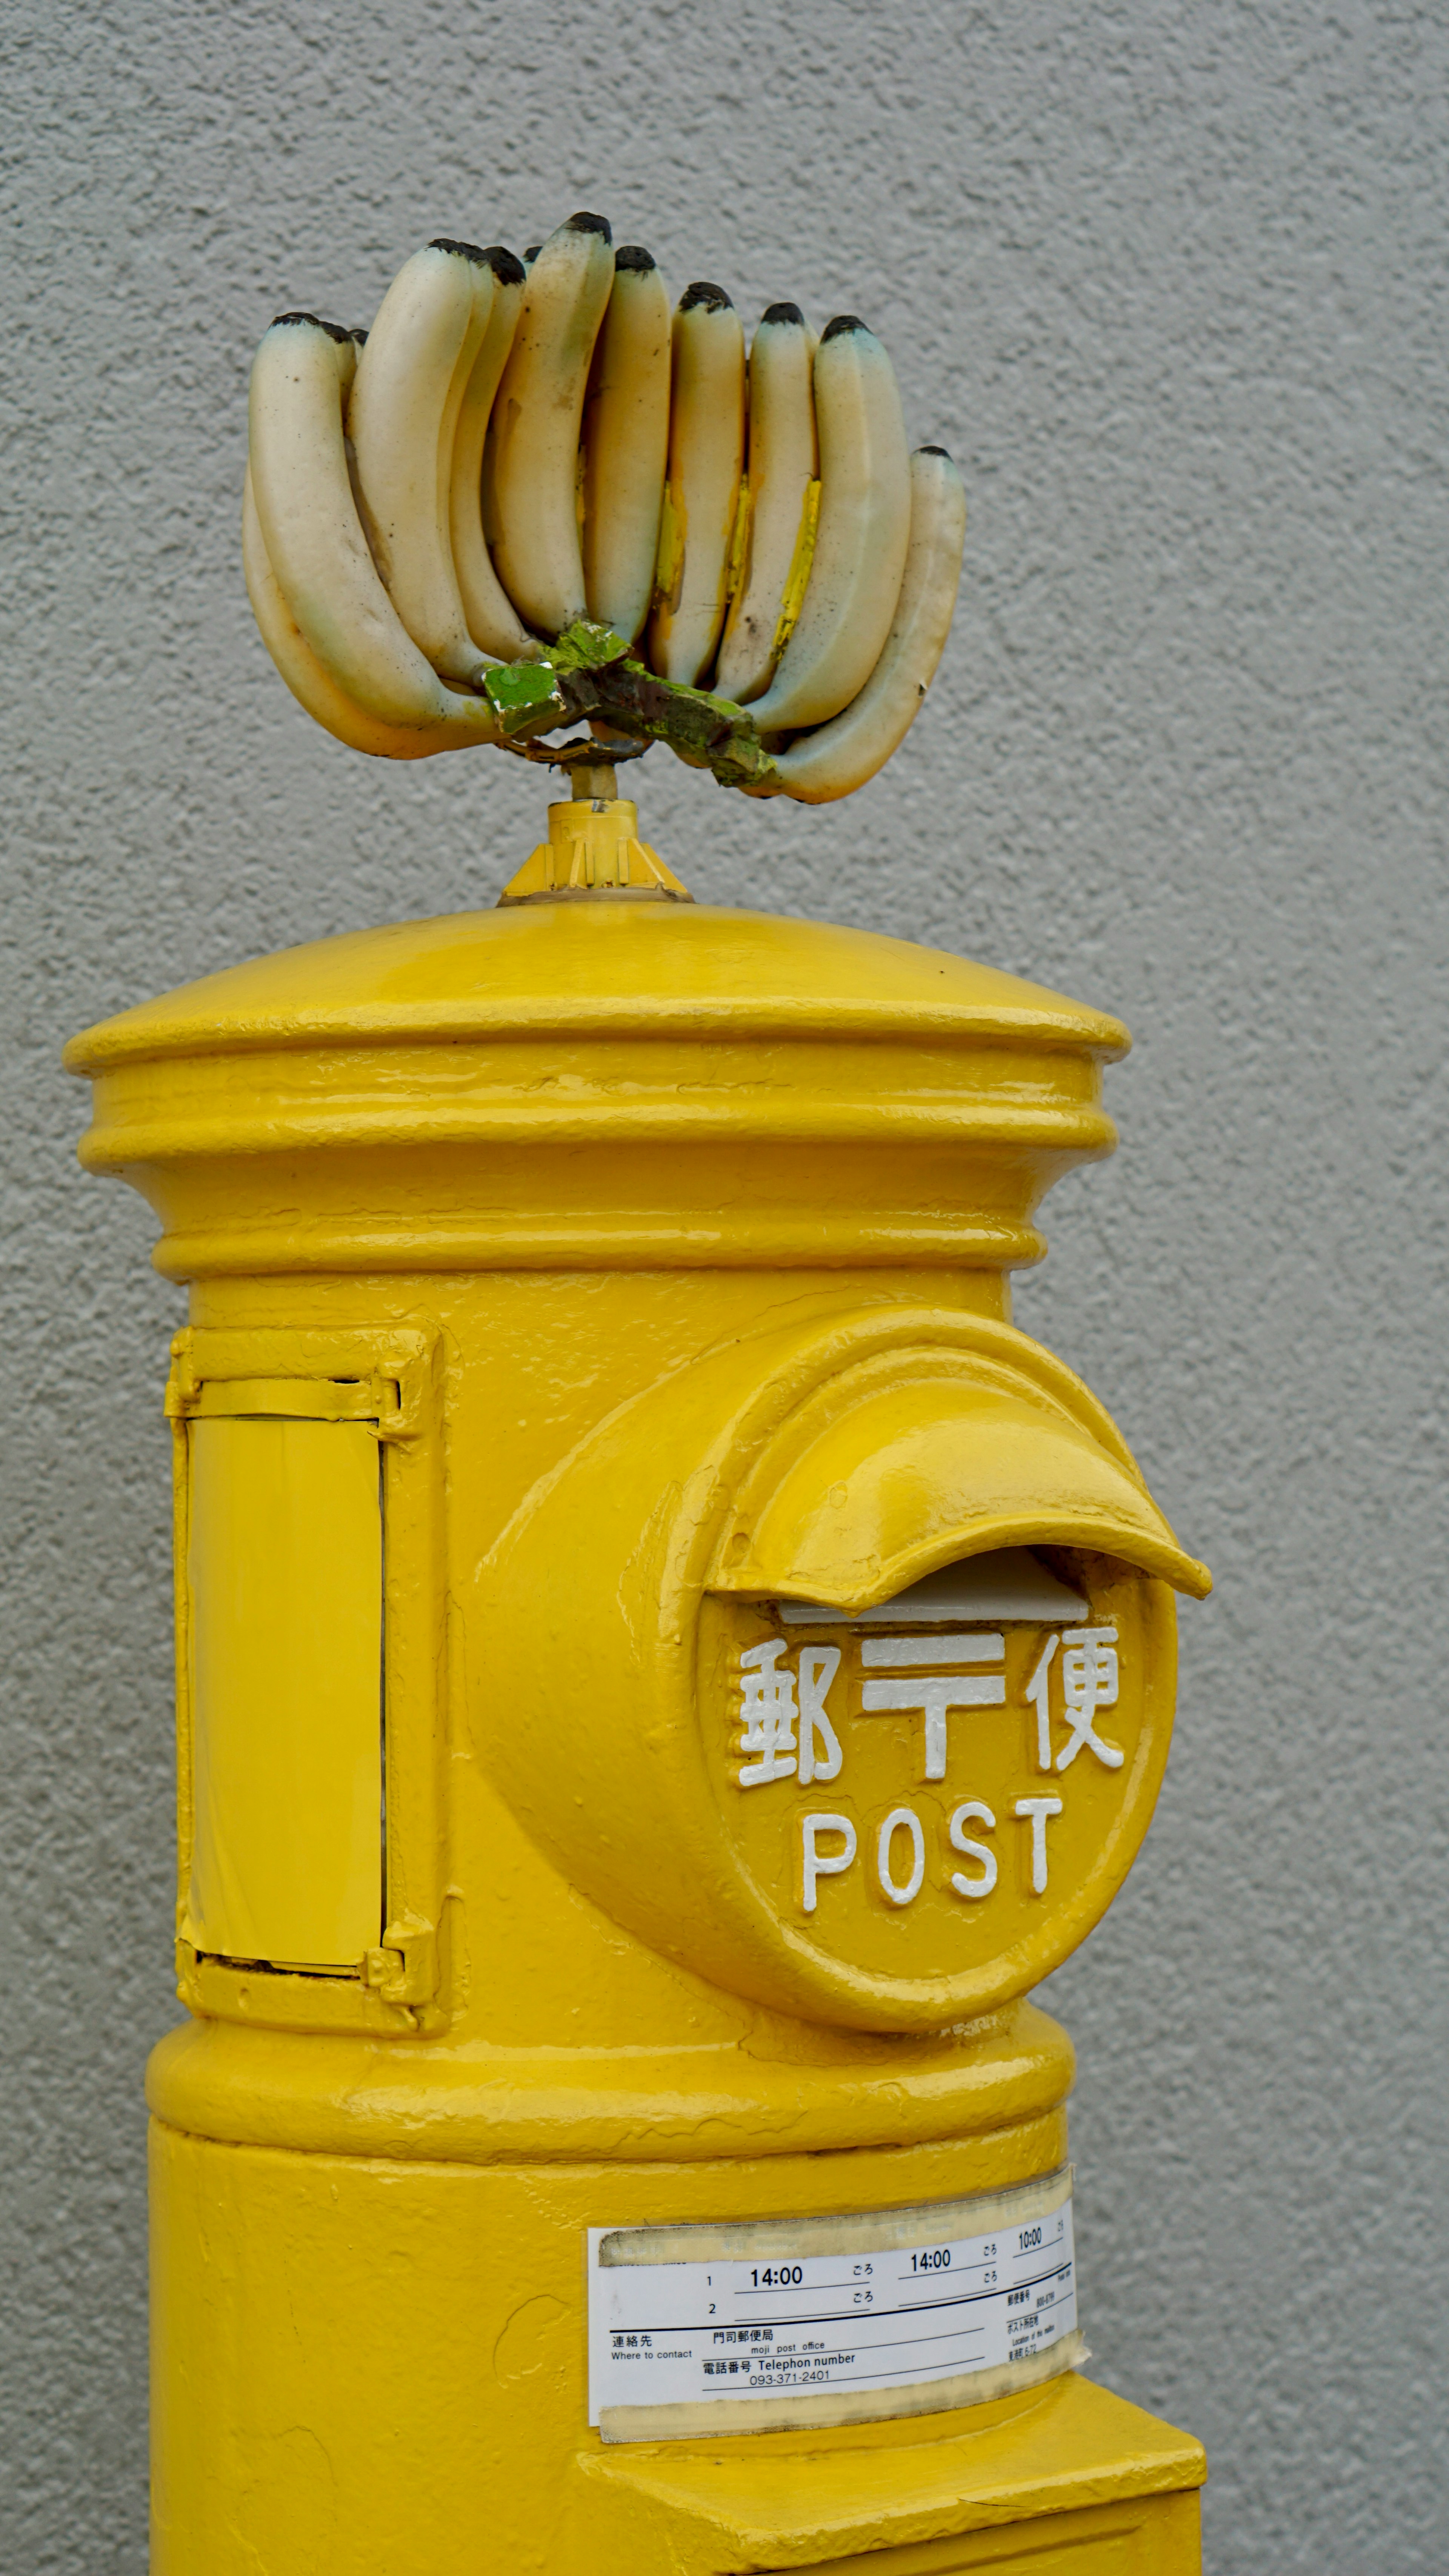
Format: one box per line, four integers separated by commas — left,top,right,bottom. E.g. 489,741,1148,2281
69,888,1208,2571
184,1414,382,1968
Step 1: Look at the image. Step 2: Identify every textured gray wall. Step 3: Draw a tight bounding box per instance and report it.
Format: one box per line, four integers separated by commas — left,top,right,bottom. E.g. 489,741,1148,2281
3,2,1445,2567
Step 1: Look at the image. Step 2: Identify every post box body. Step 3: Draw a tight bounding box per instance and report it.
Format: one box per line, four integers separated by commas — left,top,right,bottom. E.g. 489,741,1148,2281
69,900,1209,2574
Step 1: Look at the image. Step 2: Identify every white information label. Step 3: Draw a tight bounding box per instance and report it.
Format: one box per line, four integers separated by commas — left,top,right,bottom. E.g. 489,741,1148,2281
588,2169,1080,2441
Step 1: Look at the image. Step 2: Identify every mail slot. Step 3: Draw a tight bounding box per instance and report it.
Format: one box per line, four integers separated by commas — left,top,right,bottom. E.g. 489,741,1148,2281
68,896,1209,2573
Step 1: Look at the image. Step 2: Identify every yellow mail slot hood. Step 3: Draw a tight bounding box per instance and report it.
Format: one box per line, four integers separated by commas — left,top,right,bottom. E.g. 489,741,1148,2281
712,1357,1211,1615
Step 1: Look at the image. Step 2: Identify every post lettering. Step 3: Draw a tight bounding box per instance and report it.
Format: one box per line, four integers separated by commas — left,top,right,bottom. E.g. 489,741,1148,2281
876,1806,926,1906
800,1812,857,1913
1014,1795,1063,1895
948,1800,997,1899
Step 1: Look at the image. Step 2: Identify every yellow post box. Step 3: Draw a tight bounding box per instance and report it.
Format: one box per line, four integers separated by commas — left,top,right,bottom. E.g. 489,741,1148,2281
68,815,1211,2574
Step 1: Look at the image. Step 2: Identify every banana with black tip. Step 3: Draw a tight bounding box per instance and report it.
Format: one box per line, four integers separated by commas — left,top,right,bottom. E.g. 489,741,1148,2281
248,311,497,738
485,212,615,636
449,245,536,658
715,302,819,705
348,240,496,685
748,313,910,733
581,245,672,645
648,282,746,686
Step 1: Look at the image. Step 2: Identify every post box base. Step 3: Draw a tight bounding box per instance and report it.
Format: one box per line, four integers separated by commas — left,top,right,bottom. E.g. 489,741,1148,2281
150,2117,1204,2575
586,2447,1202,2573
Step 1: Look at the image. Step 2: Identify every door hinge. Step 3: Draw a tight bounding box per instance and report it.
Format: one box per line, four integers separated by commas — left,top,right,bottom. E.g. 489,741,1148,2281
361,1915,438,2005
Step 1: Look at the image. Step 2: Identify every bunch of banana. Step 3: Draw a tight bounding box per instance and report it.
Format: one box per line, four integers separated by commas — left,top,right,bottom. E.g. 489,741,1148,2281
243,214,967,803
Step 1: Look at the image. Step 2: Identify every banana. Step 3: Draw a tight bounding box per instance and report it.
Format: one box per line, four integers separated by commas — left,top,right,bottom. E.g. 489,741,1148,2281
580,245,671,645
243,468,491,758
449,245,537,658
715,301,818,704
248,311,497,738
347,239,495,686
484,212,615,637
752,444,966,803
747,314,910,734
648,283,746,686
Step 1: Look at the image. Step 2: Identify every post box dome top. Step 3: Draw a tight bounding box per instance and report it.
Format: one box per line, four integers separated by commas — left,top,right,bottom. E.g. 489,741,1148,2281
66,904,1129,1071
